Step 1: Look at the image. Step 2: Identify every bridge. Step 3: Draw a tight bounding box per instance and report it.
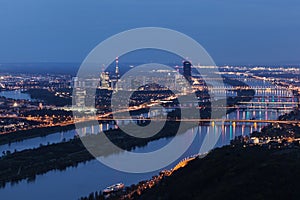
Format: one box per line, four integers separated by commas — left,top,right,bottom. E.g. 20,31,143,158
92,117,300,125
239,101,298,105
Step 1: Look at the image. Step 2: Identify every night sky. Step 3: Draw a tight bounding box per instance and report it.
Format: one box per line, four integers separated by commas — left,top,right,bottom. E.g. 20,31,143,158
0,0,299,65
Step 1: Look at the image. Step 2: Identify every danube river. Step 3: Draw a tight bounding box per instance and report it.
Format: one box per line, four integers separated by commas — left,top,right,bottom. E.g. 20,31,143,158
0,79,296,199
0,90,32,101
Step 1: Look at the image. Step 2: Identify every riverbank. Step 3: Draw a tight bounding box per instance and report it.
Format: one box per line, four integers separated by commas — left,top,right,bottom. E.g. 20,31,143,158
135,145,300,200
0,119,102,146
0,120,197,187
0,124,76,146
0,120,193,188
79,108,300,200
0,87,254,147
80,144,300,200
0,88,255,187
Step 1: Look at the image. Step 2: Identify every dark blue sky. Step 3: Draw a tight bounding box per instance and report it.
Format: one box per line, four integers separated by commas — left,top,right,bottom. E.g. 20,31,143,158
0,0,299,65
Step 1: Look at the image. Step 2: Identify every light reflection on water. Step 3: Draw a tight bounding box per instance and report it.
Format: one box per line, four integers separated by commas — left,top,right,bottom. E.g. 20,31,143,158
0,84,296,199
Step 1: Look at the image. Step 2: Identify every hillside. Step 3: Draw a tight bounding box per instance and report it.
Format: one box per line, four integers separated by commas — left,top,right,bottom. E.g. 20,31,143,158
138,146,300,200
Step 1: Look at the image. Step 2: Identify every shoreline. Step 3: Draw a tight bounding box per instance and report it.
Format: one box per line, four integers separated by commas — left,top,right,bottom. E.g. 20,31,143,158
0,87,254,146
0,90,254,188
79,110,300,200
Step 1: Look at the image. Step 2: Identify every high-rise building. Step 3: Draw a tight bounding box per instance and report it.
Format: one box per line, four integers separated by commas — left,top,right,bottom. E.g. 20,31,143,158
183,61,192,81
100,72,111,89
115,57,119,79
38,102,43,110
114,57,120,91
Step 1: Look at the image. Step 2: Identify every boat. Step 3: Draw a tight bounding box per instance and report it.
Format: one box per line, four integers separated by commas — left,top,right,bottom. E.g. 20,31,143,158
102,183,125,195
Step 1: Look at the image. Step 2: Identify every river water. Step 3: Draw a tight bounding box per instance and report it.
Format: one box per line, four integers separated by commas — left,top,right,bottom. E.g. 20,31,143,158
0,90,32,101
0,124,116,154
0,79,296,200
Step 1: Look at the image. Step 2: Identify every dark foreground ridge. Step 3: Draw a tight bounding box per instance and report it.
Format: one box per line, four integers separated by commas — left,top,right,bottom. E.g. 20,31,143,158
81,145,300,200
138,146,300,200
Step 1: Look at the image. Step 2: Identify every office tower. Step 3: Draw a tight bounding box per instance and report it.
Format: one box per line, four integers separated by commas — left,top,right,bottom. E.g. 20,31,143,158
183,61,192,81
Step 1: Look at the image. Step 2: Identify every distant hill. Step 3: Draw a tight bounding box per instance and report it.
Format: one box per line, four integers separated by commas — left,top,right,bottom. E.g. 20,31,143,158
0,62,178,76
0,63,80,75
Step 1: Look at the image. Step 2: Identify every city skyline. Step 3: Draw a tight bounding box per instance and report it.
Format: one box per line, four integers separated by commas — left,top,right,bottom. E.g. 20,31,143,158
1,1,300,200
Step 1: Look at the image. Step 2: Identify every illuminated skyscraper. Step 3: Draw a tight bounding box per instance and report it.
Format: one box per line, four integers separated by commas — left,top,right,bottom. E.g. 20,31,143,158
183,61,192,81
112,57,120,91
100,72,110,89
115,57,119,79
